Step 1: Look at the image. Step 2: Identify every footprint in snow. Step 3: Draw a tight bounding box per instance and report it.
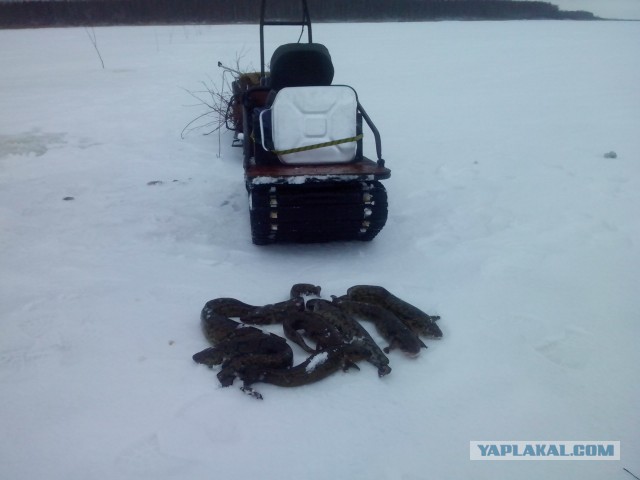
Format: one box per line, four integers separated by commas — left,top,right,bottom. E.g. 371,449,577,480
534,327,595,370
115,434,192,477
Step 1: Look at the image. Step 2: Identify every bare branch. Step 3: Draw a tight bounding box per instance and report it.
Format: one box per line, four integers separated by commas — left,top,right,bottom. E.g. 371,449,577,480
181,55,262,141
85,27,105,69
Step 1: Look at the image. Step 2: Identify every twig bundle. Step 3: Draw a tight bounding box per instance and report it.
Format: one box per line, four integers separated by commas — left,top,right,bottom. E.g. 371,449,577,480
181,52,261,140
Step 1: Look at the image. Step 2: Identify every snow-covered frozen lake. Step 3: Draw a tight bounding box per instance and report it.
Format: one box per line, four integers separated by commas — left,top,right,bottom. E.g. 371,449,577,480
1,20,639,480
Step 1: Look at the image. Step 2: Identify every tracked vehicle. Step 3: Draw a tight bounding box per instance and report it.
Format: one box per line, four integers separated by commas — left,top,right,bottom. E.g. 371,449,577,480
228,0,390,245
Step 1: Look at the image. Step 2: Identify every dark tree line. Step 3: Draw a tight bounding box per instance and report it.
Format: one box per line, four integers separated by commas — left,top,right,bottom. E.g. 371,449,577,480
0,0,597,29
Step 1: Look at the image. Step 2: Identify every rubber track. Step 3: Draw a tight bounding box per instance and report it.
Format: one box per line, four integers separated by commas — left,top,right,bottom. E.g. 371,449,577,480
249,181,388,245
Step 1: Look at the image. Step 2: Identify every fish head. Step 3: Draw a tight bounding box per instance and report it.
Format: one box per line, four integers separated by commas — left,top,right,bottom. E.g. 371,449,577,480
192,347,223,366
395,333,424,357
423,322,443,338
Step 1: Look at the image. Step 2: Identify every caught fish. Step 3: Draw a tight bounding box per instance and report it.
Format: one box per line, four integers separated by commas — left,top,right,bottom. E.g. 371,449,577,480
290,283,322,299
332,297,426,356
347,285,442,338
237,344,371,399
307,299,392,376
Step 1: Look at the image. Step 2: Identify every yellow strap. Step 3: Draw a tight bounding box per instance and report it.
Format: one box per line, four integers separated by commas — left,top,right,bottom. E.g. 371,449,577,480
273,134,363,156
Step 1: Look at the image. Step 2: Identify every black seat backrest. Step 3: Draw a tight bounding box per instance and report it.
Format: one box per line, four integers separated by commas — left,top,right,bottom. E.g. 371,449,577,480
269,43,334,91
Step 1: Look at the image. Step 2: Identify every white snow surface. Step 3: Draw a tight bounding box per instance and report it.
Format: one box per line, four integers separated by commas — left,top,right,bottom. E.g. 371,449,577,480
305,351,330,374
1,21,639,480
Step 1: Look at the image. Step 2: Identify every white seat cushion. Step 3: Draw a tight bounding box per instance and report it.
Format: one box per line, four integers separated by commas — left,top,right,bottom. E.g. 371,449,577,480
271,86,358,165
